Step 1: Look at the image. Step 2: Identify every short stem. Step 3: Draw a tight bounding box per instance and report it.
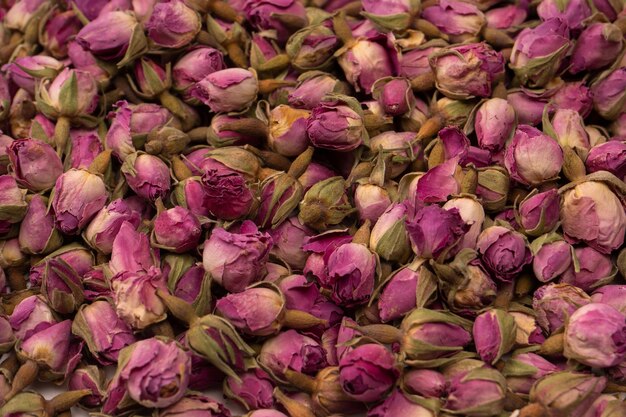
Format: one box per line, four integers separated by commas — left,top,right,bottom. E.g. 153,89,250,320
605,381,626,393
413,19,448,41
274,387,317,417
518,403,548,417
283,309,328,329
220,119,269,139
46,390,92,413
287,147,314,178
410,72,436,92
224,40,249,68
210,0,244,23
337,0,363,16
149,320,175,339
5,359,39,401
255,54,291,74
88,149,112,175
7,268,26,291
492,81,507,99
1,353,19,376
539,333,564,357
354,324,402,344
160,91,198,132
171,156,194,181
188,127,210,143
332,12,355,45
54,116,71,157
352,220,371,246
416,114,443,141
482,27,514,49
283,369,317,393
258,79,296,95
157,289,199,326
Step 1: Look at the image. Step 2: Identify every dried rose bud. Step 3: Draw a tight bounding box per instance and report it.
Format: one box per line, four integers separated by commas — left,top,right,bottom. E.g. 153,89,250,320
174,177,212,217
6,56,64,95
254,170,304,230
370,202,411,263
172,46,225,100
570,23,623,75
131,57,170,98
68,365,107,409
245,0,307,43
8,138,63,192
537,0,592,32
216,285,285,336
505,125,564,186
122,152,171,202
403,369,447,397
586,141,626,180
531,235,573,283
533,283,591,333
422,0,485,42
71,300,136,365
400,42,444,80
288,72,349,110
337,34,397,94
299,176,355,230
407,204,469,261
371,77,414,117
269,216,313,269
286,25,339,72
191,68,259,113
591,67,626,120
442,196,485,251
5,0,50,32
203,221,272,293
40,9,82,58
152,206,202,253
325,241,377,308
510,18,571,88
84,199,142,254
38,256,84,314
477,225,532,282
67,41,112,84
0,314,15,353
485,4,527,29
278,274,343,327
258,329,327,380
249,34,280,71
224,368,275,410
591,285,626,314
507,90,548,126
561,180,626,254
473,309,517,364
109,221,161,282
444,366,506,416
415,158,461,203
66,129,103,170
530,371,606,417
201,168,254,220
267,105,310,157
518,189,560,236
102,337,191,413
111,267,168,330
38,68,99,119
560,246,615,291
157,393,231,417
0,238,26,269
474,98,516,152
502,352,560,396
547,108,590,156
0,176,26,226
9,295,57,341
370,131,421,178
145,0,201,48
354,183,392,223
307,95,366,152
368,389,437,417
338,343,398,402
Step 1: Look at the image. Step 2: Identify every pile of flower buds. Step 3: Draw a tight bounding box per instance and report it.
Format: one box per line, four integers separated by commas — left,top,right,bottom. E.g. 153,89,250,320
0,0,625,416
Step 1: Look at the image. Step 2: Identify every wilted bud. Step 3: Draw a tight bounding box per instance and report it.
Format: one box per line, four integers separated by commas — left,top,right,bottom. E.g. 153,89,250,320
66,129,103,170
84,199,142,254
172,47,225,101
530,371,606,417
551,81,594,117
269,217,313,269
475,98,516,152
244,0,307,43
442,196,485,251
337,34,397,94
224,368,275,410
37,68,98,119
201,168,254,220
371,77,414,117
157,392,232,417
586,141,626,180
422,0,485,42
477,226,532,282
68,365,107,409
415,157,462,203
6,56,64,95
145,0,201,48
325,242,377,308
0,176,26,227
476,166,510,212
444,366,506,416
288,72,349,110
368,389,437,417
407,204,469,261
299,176,355,231
287,24,339,72
216,285,284,336
560,246,615,291
370,131,421,178
403,369,447,397
192,68,259,113
370,202,411,263
518,188,560,236
255,171,304,230
570,23,623,75
121,152,171,202
267,105,310,157
307,95,367,152
339,343,398,402
8,138,63,192
131,57,170,99
259,329,327,380
591,67,626,120
9,295,57,340
354,182,392,223
152,206,202,253
591,285,626,314
278,274,343,327
533,283,591,333
111,267,168,330
473,309,516,364
505,125,563,186
0,238,26,269
536,0,591,31
531,234,573,283
502,352,560,396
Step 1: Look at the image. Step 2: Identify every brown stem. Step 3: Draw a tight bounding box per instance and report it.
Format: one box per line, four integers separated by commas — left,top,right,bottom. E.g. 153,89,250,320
494,280,514,310
54,116,71,157
220,119,269,139
0,353,19,376
210,0,244,23
287,147,314,178
46,390,92,413
171,156,194,181
258,79,296,95
88,149,112,175
519,403,548,417
224,40,249,68
332,12,355,45
255,54,291,74
188,127,209,143
354,324,402,344
482,27,514,49
539,333,564,357
156,289,199,326
337,0,363,17
149,320,175,339
4,359,39,401
352,220,371,246
410,72,436,92
416,115,443,141
413,19,448,41
283,369,317,393
274,387,317,417
283,309,328,329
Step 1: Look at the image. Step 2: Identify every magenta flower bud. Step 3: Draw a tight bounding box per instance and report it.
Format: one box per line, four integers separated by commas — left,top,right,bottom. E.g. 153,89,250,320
326,242,377,307
591,67,626,120
564,303,626,368
415,158,461,203
109,221,161,283
486,4,527,29
368,389,437,417
288,73,346,110
369,202,412,263
105,101,136,162
84,199,141,254
9,295,57,341
158,393,231,417
339,344,398,402
8,138,63,192
518,189,560,236
224,368,275,410
51,169,107,235
591,0,621,20
76,11,146,62
176,333,225,391
174,177,212,218
373,77,414,117
551,81,593,117
591,285,626,314
39,257,84,314
502,352,560,395
530,371,606,417
129,102,172,136
504,125,563,186
400,44,443,79
532,238,573,283
145,0,201,48
6,56,64,95
278,274,343,327
153,206,202,253
122,152,171,202
269,217,313,270
216,286,284,336
258,329,327,380
403,369,447,397
245,0,307,43
537,0,592,31
267,105,310,157
561,181,626,254
41,9,82,59
191,68,259,113
560,246,615,291
307,96,366,152
442,196,485,251
131,57,169,98
39,68,99,118
369,131,421,178
68,365,107,409
510,18,571,88
337,35,397,94
203,221,273,293
354,183,392,223
477,226,532,282
71,300,136,365
507,90,548,126
82,267,111,301
570,23,623,74
406,204,469,261
444,367,506,416
67,41,111,84
533,283,591,333
422,0,485,41
297,162,336,193
549,108,590,154
111,268,168,330
473,309,517,364
586,140,626,180
201,168,254,221
103,337,191,412
474,98,516,152
172,47,225,97
430,43,504,100
67,129,103,170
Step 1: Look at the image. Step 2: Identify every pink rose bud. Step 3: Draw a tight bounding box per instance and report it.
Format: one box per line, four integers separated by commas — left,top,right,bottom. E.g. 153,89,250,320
586,140,626,180
549,108,590,154
403,369,447,397
361,0,417,31
473,309,517,364
560,246,615,291
122,152,171,202
258,329,327,380
338,344,398,402
400,44,443,80
537,0,592,31
504,125,564,186
591,285,626,314
286,25,339,72
68,365,107,409
41,9,82,58
431,43,504,99
533,283,591,333
172,46,225,99
0,133,14,175
477,225,532,282
278,274,343,327
254,170,304,229
337,34,397,94
510,18,571,88
518,189,561,236
6,55,64,95
174,177,212,218
67,41,111,84
564,303,626,368
570,23,623,75
39,257,84,314
370,131,421,178
4,0,49,32
216,286,285,336
444,367,506,416
105,101,136,162
9,295,57,341
372,77,414,117
442,196,485,251
201,168,254,221
109,221,161,282
474,98,516,152
269,216,313,270
307,95,366,152
0,314,15,353
129,103,173,136
82,267,111,301
111,267,168,330
84,199,142,255
39,68,99,118
530,371,606,417
203,221,273,293
244,0,307,43
224,368,275,410
532,237,573,283
561,181,626,254
367,389,437,417
153,206,202,253
71,300,136,365
267,105,310,157
298,162,337,192
415,158,461,203
288,73,347,110
486,4,527,29
158,393,231,417
191,68,259,113
502,352,560,395
132,57,169,98
325,242,377,307
507,90,548,126
591,67,626,120
67,129,103,170
422,0,485,42
370,202,412,263
8,138,63,192
551,81,593,117
0,175,26,225
145,0,201,48
354,183,392,223
406,204,469,261
510,311,545,346
102,338,191,413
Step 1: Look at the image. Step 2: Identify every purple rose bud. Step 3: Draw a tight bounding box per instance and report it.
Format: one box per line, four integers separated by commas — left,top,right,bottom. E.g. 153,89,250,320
40,9,82,59
369,202,412,263
174,177,212,218
486,4,527,29
145,0,201,48
403,369,447,397
504,125,563,186
103,337,191,413
339,344,398,402
442,196,485,251
592,285,626,314
111,267,168,330
502,352,560,395
586,140,626,180
105,101,136,162
67,41,111,84
530,371,606,417
325,242,377,307
400,44,443,79
173,47,225,99
71,300,136,365
192,68,259,113
518,189,561,236
507,90,548,126
372,77,414,117
431,43,504,99
444,367,506,416
82,267,111,301
370,131,421,178
354,183,392,223
477,225,532,282
406,204,469,261
51,169,108,235
269,216,313,270
591,67,626,120
84,199,141,255
267,105,310,157
258,329,327,380
307,96,366,152
475,98,516,152
560,246,615,291
570,23,623,75
201,168,254,221
473,309,517,364
224,368,275,410
216,286,285,336
297,162,336,193
564,303,626,368
532,237,573,283
158,393,232,417
76,11,146,62
244,0,307,43
415,158,461,203
68,365,107,409
510,18,571,88
6,56,64,95
9,295,57,341
533,283,591,333
8,138,63,192
337,34,397,94
153,206,202,253
40,68,99,118
122,152,171,202
203,221,273,293
278,274,343,327
368,389,437,417
549,108,590,154
67,129,103,170
131,57,169,98
537,0,592,31
422,0,485,42
288,73,346,110
561,181,626,254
